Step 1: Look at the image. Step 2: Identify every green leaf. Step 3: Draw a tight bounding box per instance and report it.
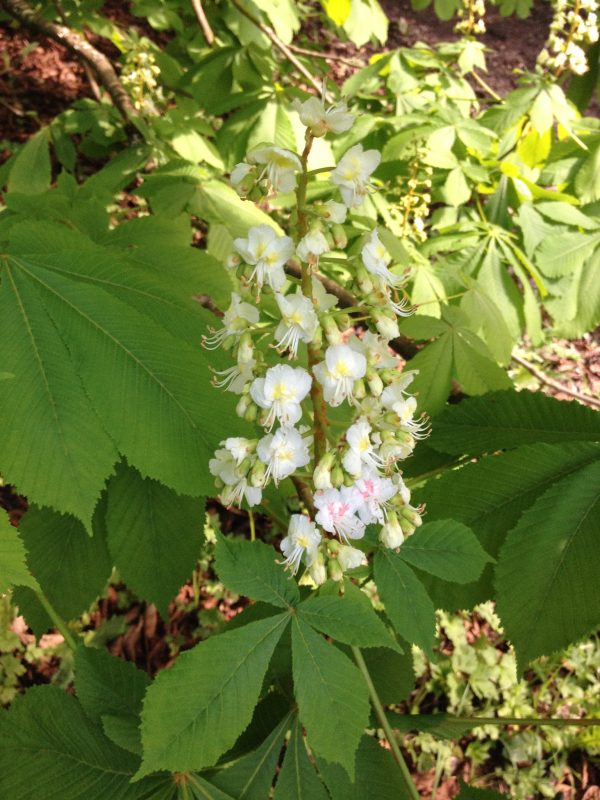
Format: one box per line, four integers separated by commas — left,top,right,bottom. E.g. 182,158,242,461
360,647,415,704
399,520,493,584
291,617,369,778
374,549,436,655
429,390,600,455
215,534,299,608
17,505,111,623
387,712,478,740
188,775,236,800
443,167,471,207
456,783,505,799
574,141,600,203
0,509,38,593
191,180,282,239
298,580,396,648
0,686,174,799
416,441,600,611
553,250,600,337
316,735,411,800
4,249,242,498
138,614,290,776
208,713,291,799
74,646,150,755
451,327,512,395
536,231,600,277
0,259,118,529
496,460,600,669
7,128,51,195
105,463,205,616
460,286,514,365
274,718,329,800
407,332,454,416
171,130,224,169
321,0,351,25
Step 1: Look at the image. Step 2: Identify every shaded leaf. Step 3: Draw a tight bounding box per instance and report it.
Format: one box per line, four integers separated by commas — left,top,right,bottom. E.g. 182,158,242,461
274,717,329,800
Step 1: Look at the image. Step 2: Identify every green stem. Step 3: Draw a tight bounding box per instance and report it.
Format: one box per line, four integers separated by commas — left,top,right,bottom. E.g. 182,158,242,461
450,715,600,728
352,646,420,800
248,509,256,542
34,589,77,650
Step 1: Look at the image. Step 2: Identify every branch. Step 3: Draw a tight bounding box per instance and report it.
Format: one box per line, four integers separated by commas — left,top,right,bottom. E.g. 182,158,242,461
285,261,418,360
190,0,215,47
511,352,600,410
229,0,331,100
0,0,136,119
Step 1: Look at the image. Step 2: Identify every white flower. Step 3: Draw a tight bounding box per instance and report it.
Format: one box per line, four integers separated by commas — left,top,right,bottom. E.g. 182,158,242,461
308,555,328,585
296,230,330,262
342,417,382,477
211,357,256,394
313,344,367,406
274,291,319,357
337,544,366,571
209,444,261,508
372,310,400,341
294,97,354,137
322,199,347,224
352,471,397,524
257,425,311,484
280,514,321,574
362,230,401,288
331,144,381,207
248,146,302,193
379,513,404,549
314,487,366,542
349,332,397,369
251,364,311,429
203,293,259,349
312,276,338,311
234,225,294,292
381,389,429,439
230,162,253,188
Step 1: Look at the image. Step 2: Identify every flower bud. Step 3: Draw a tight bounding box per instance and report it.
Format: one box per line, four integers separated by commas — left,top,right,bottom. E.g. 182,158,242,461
236,394,252,417
372,309,400,341
353,378,366,400
400,505,423,528
356,267,373,295
379,512,404,549
328,558,343,583
331,223,347,249
238,332,254,364
322,315,342,345
244,404,258,422
249,459,266,487
331,465,344,487
367,370,384,397
308,554,328,586
338,544,366,571
314,452,335,490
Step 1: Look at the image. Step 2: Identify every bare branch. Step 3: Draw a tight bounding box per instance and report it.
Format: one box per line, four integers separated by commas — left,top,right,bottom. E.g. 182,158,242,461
511,352,600,410
190,0,215,47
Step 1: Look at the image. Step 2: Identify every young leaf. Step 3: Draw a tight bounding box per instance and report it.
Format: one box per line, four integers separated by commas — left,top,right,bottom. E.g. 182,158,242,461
429,390,600,455
208,713,291,800
297,581,397,648
7,128,51,195
291,617,369,778
374,549,436,655
17,505,111,624
0,261,118,529
399,520,493,584
215,534,299,608
105,463,205,616
0,686,174,800
0,509,38,594
496,460,600,670
273,717,329,800
138,614,290,776
74,647,150,755
536,230,600,278
406,331,454,416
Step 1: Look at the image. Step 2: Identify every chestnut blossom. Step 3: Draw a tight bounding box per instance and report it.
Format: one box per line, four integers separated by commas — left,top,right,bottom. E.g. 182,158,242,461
257,425,311,483
251,364,311,429
297,230,330,263
381,390,430,439
203,293,259,349
294,97,354,137
362,230,401,288
331,144,381,207
337,544,366,571
379,512,404,549
248,146,302,193
234,225,294,292
342,417,382,477
280,514,321,574
313,344,367,406
322,199,347,224
209,443,261,508
352,472,397,524
314,487,366,542
274,291,319,357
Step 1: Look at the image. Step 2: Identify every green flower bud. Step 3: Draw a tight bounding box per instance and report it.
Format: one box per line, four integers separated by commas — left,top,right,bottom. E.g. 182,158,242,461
332,223,347,249
367,370,384,397
331,465,344,487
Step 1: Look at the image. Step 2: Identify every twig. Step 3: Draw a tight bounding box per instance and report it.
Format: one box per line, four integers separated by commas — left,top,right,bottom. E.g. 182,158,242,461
471,69,502,102
287,42,363,68
291,476,316,517
1,0,136,119
511,352,600,410
190,0,215,47
229,0,331,100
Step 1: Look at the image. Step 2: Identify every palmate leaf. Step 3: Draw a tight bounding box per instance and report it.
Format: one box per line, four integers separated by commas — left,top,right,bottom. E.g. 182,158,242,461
105,463,205,617
273,717,329,800
429,390,600,455
496,460,600,670
0,508,38,594
291,617,370,778
138,614,290,777
215,534,299,608
415,442,600,611
0,686,176,800
4,248,243,501
0,259,118,529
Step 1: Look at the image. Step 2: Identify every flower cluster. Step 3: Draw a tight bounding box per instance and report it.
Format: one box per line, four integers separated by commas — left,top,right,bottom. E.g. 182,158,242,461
207,94,427,586
537,0,599,76
121,46,162,112
397,146,433,243
455,0,486,37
